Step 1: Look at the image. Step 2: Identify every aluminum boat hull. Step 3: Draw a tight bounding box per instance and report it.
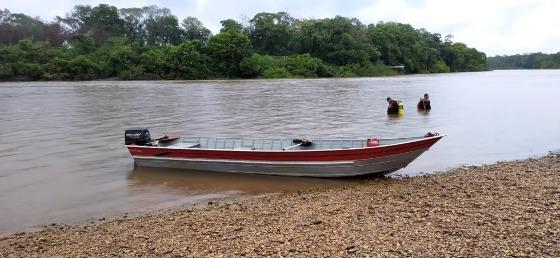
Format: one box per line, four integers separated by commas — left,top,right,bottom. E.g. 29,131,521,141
127,134,443,177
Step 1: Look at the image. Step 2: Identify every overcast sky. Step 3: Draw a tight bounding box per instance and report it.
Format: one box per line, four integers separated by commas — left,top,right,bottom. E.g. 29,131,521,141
3,0,559,56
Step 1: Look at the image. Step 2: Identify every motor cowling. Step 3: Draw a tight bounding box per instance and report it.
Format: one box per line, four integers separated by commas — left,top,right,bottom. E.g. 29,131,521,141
125,128,153,145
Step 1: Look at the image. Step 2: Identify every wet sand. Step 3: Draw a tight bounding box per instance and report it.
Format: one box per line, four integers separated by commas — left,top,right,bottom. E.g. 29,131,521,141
1,153,559,257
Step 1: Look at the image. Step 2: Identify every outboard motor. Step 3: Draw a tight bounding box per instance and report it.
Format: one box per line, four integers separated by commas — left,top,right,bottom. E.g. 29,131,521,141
125,128,153,146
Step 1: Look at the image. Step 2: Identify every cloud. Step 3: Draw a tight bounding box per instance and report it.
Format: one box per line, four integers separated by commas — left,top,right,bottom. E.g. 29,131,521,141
2,0,559,56
357,0,560,55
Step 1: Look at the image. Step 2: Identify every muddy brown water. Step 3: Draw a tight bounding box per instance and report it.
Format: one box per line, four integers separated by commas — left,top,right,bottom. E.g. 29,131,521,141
1,70,560,233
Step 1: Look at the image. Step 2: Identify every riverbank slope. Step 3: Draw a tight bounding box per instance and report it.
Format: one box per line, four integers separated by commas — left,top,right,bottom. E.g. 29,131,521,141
1,154,559,257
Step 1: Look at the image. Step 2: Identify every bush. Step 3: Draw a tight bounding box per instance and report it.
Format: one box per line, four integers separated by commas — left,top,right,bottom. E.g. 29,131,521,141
13,62,43,80
68,55,101,80
240,53,329,78
0,64,14,80
330,62,396,77
240,53,276,77
119,65,146,80
429,60,451,73
167,41,213,79
286,54,326,77
263,67,290,78
43,57,72,80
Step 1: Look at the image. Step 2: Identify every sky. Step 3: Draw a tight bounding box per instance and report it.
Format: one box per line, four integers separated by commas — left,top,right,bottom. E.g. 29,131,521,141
3,0,559,56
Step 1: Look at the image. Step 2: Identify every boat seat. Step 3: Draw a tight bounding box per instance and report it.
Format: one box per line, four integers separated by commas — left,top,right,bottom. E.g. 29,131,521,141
234,146,256,150
181,142,200,148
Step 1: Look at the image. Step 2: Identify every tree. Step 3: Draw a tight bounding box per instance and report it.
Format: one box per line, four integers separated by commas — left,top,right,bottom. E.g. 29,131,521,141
167,41,212,79
0,8,491,81
442,42,487,72
42,23,66,47
247,12,297,55
139,46,168,78
368,22,418,72
487,52,560,69
0,9,66,46
295,16,379,66
207,30,252,77
182,16,211,42
56,5,92,34
220,19,243,32
120,7,147,45
368,22,449,73
99,37,139,77
57,4,125,45
71,33,96,54
88,4,125,41
144,6,182,46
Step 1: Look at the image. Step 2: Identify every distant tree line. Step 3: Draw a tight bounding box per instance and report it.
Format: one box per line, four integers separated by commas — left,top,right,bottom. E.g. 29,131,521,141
487,52,560,69
0,5,489,81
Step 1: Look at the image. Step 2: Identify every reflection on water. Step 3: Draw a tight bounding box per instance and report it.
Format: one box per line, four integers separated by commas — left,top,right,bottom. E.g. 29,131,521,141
1,70,560,233
128,167,355,195
417,110,431,116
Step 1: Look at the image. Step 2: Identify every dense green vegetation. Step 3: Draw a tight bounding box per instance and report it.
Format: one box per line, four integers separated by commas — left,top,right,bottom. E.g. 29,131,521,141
487,52,560,69
0,5,488,81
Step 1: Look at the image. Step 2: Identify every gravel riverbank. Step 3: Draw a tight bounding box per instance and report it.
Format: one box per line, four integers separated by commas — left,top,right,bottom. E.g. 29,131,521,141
1,154,559,257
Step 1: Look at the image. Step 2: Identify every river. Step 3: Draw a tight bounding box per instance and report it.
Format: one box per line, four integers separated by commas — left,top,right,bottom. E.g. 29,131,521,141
1,70,559,233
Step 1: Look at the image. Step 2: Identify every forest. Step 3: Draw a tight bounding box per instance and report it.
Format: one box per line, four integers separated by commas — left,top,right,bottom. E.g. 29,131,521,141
0,4,489,81
487,52,560,69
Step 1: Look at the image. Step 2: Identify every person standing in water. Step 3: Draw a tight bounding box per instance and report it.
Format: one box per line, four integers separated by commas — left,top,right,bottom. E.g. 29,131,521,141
417,93,431,110
387,97,400,114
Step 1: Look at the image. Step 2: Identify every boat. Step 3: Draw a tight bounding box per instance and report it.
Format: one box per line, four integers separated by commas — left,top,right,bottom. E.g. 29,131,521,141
125,128,444,177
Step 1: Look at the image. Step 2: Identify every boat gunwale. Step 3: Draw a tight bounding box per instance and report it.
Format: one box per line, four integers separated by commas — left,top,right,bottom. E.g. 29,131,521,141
125,134,445,153
130,146,427,164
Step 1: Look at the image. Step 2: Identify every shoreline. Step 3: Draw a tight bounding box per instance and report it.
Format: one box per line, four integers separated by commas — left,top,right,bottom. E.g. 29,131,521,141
1,154,559,256
0,70,501,84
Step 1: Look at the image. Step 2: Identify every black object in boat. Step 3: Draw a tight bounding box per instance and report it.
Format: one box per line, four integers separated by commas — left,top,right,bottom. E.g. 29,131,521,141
292,138,313,146
125,128,152,145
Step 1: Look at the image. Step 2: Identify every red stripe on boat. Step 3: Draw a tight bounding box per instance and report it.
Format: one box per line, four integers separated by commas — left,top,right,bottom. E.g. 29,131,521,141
127,137,441,162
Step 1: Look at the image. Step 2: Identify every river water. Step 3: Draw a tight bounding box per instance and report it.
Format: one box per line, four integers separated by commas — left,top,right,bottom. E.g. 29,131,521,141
1,70,559,233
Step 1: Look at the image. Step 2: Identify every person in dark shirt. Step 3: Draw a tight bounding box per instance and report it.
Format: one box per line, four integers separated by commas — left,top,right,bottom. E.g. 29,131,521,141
417,93,431,110
387,97,399,114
